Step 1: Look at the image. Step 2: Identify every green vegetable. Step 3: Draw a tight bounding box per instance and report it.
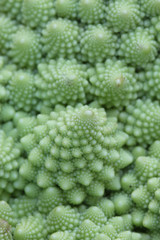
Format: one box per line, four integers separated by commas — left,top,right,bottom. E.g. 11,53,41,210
0,1,160,239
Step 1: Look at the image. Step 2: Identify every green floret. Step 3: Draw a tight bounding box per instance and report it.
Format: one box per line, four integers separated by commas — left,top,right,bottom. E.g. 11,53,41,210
0,104,15,123
49,231,76,240
131,177,160,213
16,116,37,138
19,105,132,203
79,25,117,63
19,161,38,183
111,193,132,215
0,59,17,104
88,59,141,108
108,217,127,233
37,187,65,215
1,121,18,140
122,214,133,231
14,215,47,240
115,231,132,240
0,16,17,55
46,206,79,233
122,147,160,217
78,0,105,24
55,0,78,19
100,223,117,239
24,183,40,198
9,28,42,68
148,198,160,214
131,208,145,228
132,146,146,160
95,234,111,240
140,0,160,17
7,71,37,112
106,0,143,32
118,27,157,67
132,177,160,214
22,0,55,29
35,58,89,107
118,99,160,146
96,198,115,218
151,17,160,42
149,140,160,158
0,0,23,21
65,186,86,205
101,216,132,239
135,156,160,183
0,219,13,240
104,174,121,191
104,215,133,235
137,59,160,100
9,196,37,221
42,18,80,59
76,219,100,239
0,201,15,226
121,171,138,193
0,130,24,196
36,168,55,189
143,212,160,230
81,206,107,226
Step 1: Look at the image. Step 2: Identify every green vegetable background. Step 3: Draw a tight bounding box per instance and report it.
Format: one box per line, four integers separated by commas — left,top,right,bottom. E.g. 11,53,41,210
0,0,160,239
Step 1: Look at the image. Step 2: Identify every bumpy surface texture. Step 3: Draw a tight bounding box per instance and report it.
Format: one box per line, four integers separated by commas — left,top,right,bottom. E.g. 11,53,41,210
19,105,131,204
1,0,160,239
